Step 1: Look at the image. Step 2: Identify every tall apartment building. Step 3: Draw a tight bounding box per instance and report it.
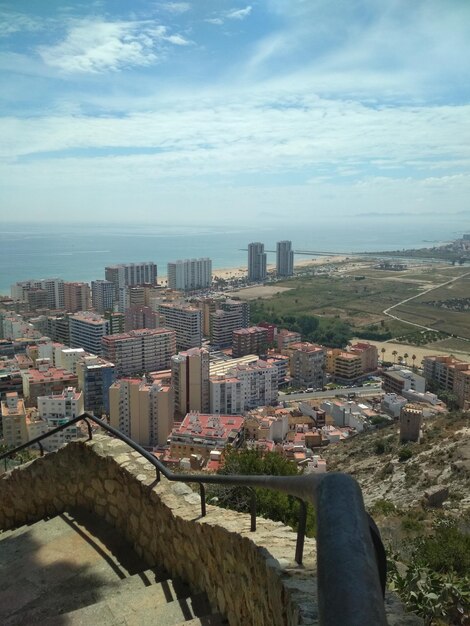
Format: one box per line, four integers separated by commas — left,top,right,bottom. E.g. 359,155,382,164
210,301,250,348
64,282,91,313
167,258,212,291
76,355,115,415
232,326,269,358
125,305,157,332
276,241,294,277
26,289,49,312
109,378,174,447
102,328,176,377
105,262,157,298
105,311,125,335
157,303,202,351
11,278,65,310
91,280,115,313
210,360,278,414
247,242,267,282
69,312,110,356
171,347,210,417
44,315,70,345
289,342,326,389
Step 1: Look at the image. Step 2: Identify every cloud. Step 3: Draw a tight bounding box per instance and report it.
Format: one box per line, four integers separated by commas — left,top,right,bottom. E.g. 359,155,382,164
163,34,191,46
205,18,224,26
226,6,252,20
160,2,191,14
37,19,188,73
0,11,44,37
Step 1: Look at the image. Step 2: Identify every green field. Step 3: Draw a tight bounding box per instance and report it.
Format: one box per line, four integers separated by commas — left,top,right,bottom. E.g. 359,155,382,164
240,264,470,343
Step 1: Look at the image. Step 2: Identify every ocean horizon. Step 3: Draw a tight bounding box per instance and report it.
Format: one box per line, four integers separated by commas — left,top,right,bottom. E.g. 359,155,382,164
0,218,464,296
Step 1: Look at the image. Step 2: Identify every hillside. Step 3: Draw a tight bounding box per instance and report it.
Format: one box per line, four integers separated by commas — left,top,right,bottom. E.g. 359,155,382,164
323,412,470,625
323,411,470,512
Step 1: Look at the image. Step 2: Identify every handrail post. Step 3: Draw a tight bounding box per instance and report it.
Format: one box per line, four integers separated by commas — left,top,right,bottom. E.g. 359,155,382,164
249,487,256,532
295,498,307,565
199,483,206,517
84,418,92,441
38,441,44,457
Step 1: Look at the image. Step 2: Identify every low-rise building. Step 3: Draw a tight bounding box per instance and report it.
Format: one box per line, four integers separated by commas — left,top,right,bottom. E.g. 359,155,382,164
21,360,78,408
168,412,244,461
1,392,28,448
382,368,426,396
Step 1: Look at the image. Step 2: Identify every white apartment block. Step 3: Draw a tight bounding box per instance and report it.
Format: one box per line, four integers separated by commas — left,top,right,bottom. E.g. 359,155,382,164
91,280,115,313
247,242,267,282
11,278,65,310
109,378,174,447
167,258,212,291
210,360,278,414
157,303,202,351
36,387,84,452
69,312,110,356
102,328,176,376
105,262,157,298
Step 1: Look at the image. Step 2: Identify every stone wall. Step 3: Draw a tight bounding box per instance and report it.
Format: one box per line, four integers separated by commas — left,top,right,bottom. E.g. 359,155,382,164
0,435,318,626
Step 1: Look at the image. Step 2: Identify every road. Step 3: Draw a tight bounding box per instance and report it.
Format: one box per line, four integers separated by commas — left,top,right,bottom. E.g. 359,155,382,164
383,271,470,336
279,385,383,402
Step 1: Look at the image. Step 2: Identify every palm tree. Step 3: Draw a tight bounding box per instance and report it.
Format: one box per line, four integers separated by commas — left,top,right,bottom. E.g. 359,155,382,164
381,347,386,362
403,352,409,365
392,350,398,363
411,354,417,370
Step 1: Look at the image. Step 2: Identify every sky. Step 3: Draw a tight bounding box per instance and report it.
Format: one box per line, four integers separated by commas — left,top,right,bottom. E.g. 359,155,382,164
1,0,469,226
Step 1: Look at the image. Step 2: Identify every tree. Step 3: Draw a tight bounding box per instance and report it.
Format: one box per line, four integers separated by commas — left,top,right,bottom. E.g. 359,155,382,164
403,352,409,364
210,448,316,536
411,354,417,370
381,347,386,361
392,350,398,363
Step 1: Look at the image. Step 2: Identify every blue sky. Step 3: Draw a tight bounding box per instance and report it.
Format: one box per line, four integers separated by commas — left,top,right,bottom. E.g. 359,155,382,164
1,0,469,225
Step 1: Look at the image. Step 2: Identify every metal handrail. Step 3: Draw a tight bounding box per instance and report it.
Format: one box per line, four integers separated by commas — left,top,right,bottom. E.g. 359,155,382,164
0,412,388,625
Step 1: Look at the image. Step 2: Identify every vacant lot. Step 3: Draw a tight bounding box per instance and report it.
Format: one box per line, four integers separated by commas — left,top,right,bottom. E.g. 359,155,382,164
361,339,470,365
230,285,293,300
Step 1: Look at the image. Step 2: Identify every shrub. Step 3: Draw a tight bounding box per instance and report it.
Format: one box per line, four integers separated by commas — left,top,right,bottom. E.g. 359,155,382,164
398,446,413,462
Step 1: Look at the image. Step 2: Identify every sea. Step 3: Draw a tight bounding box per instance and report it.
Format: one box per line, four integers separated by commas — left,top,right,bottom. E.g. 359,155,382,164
0,218,465,296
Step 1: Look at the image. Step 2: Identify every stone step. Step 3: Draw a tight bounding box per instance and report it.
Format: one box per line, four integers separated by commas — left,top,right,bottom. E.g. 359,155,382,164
46,588,214,626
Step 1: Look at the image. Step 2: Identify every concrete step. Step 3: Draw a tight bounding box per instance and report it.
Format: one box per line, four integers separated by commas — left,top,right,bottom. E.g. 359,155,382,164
0,508,222,625
46,588,214,626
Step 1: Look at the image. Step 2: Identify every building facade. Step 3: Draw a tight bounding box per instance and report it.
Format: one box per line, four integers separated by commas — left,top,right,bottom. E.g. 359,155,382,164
69,312,110,355
91,280,115,314
247,242,267,282
171,347,210,417
109,378,174,447
102,328,176,377
276,241,294,277
289,342,326,389
76,355,115,415
157,303,202,350
64,282,91,313
167,258,212,291
232,326,269,358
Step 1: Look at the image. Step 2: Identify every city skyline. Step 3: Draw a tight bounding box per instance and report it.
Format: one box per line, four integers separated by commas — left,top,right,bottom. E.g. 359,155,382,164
1,0,469,225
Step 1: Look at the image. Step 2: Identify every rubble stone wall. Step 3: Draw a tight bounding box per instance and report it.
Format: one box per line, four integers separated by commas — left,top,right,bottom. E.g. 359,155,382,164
0,435,317,626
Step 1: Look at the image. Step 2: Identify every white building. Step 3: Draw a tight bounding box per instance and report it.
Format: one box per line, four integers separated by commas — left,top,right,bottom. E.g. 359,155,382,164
69,312,110,355
157,303,202,350
11,278,65,309
210,360,278,414
55,347,87,374
36,387,84,451
167,258,212,291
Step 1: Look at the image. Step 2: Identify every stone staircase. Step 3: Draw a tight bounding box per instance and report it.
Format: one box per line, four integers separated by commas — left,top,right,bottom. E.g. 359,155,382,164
0,508,226,625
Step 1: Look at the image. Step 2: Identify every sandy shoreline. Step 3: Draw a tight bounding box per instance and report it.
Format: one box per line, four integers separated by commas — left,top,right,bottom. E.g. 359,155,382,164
211,255,348,281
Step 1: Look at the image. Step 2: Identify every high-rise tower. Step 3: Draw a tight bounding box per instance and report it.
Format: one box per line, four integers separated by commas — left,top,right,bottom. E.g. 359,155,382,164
276,240,294,277
247,242,267,282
